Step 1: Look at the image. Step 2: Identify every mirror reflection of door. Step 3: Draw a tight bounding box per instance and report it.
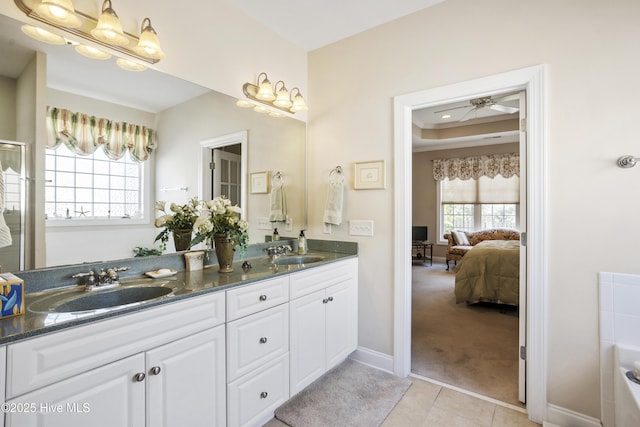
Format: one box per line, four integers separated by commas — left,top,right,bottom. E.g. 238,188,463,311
211,144,241,206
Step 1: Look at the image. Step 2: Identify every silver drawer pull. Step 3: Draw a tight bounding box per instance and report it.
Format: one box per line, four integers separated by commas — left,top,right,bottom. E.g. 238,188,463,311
260,391,268,399
328,296,334,302
323,298,328,304
133,372,146,382
150,366,161,375
259,294,267,301
259,337,268,344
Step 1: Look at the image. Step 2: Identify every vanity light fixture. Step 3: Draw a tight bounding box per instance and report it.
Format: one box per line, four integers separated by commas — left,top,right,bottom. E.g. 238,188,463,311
90,0,129,47
34,0,81,28
75,44,112,60
20,24,66,45
15,0,165,68
238,72,308,115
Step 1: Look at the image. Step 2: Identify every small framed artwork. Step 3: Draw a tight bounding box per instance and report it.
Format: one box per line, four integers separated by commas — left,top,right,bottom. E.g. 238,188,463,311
354,160,386,190
250,171,270,194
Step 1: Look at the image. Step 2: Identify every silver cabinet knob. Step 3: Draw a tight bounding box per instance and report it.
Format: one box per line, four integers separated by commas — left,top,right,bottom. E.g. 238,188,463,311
150,366,161,375
260,391,268,399
328,296,334,302
133,372,146,382
259,337,268,344
259,295,267,301
322,298,328,304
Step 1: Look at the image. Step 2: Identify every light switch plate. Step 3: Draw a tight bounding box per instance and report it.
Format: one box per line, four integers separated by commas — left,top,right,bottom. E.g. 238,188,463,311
349,220,374,236
258,217,271,230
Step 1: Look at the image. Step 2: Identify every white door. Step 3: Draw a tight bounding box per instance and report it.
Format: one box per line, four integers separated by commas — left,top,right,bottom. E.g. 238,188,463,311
518,90,528,404
147,326,226,427
5,355,145,427
212,149,242,206
289,290,326,395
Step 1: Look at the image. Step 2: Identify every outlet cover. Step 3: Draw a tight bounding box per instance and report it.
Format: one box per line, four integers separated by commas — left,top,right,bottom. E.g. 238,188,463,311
258,217,271,230
349,220,374,236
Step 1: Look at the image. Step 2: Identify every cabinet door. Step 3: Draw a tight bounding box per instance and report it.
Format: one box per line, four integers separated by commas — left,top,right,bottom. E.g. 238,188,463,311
5,354,145,427
289,289,326,396
146,326,226,427
325,280,357,370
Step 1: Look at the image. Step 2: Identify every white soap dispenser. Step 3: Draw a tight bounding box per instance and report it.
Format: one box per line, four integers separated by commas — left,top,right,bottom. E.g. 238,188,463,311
298,229,307,255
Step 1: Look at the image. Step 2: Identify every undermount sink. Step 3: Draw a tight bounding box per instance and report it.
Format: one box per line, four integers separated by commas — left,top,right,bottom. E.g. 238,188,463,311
29,285,175,314
273,255,324,266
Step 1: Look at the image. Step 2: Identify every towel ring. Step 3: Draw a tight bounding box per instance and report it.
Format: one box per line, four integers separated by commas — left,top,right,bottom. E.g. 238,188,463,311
329,166,344,183
271,171,283,185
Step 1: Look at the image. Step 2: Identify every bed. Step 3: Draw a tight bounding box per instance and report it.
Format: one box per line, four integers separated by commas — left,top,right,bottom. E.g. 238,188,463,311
454,240,520,305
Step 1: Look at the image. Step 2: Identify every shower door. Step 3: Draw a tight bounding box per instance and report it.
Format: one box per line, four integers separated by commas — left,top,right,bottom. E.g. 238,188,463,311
0,141,26,272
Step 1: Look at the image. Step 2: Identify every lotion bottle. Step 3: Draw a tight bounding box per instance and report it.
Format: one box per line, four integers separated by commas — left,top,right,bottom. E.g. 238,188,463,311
298,229,307,255
272,227,280,241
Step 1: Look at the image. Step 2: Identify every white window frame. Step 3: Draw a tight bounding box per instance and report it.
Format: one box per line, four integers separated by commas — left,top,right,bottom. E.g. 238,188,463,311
45,147,153,228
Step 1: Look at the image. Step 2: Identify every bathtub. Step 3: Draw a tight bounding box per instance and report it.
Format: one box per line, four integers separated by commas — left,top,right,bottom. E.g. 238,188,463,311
614,345,640,427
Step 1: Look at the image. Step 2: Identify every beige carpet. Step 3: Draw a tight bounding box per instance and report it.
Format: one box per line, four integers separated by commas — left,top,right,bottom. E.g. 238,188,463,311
411,262,522,407
275,359,411,427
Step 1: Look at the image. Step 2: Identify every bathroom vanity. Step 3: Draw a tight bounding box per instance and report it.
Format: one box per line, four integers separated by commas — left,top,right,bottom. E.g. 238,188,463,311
0,248,358,427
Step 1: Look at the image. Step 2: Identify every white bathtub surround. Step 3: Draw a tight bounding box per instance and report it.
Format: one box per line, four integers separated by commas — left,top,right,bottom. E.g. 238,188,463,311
613,345,640,427
599,272,640,427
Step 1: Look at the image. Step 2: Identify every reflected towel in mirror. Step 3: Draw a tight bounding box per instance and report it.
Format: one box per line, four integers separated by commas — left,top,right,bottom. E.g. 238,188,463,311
0,161,12,249
269,180,287,222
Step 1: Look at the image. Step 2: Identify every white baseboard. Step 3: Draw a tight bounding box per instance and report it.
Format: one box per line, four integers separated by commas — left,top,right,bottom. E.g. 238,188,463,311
349,346,394,374
546,403,602,427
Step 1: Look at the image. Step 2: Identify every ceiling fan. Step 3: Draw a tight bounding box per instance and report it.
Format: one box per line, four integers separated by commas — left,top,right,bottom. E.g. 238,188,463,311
435,94,519,122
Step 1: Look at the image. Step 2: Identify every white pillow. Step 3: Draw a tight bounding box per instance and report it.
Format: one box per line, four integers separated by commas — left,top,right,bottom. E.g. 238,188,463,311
451,230,470,246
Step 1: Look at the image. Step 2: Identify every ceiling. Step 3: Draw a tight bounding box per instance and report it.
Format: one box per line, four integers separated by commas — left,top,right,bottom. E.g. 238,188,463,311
227,0,445,51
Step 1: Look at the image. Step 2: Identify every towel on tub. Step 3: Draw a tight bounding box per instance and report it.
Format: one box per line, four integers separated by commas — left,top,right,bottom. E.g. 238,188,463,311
269,181,287,222
323,180,344,225
0,161,12,249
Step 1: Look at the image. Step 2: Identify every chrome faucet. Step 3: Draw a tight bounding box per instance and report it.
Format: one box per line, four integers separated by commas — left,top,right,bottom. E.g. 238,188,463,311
73,267,129,291
265,245,291,263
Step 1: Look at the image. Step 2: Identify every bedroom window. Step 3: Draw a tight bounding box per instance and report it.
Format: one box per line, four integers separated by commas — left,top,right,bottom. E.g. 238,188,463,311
439,175,520,237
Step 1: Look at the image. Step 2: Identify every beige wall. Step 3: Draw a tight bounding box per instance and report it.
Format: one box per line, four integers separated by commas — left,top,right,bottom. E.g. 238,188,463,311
412,142,519,259
307,0,640,419
0,76,16,141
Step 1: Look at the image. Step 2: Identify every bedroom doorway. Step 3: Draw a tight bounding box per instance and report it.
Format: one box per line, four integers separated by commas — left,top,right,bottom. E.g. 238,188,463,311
409,90,526,407
393,65,547,423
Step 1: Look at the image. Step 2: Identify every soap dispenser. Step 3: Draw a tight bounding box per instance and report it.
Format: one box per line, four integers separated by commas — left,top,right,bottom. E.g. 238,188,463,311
298,229,307,255
272,227,280,241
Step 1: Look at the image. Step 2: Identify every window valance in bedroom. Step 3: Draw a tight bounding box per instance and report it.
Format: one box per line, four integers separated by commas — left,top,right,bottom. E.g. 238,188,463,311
45,106,157,162
433,153,519,181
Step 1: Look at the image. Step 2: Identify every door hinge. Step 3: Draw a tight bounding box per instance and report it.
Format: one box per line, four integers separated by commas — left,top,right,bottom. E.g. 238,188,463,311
520,345,526,360
209,162,215,170
520,118,527,132
520,231,527,246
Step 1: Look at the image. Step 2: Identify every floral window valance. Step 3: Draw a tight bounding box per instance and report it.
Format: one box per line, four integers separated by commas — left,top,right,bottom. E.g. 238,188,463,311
433,153,519,181
45,106,157,162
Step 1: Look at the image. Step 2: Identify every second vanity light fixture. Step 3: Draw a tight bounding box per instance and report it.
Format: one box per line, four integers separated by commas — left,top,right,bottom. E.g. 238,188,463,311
237,72,309,116
15,0,164,71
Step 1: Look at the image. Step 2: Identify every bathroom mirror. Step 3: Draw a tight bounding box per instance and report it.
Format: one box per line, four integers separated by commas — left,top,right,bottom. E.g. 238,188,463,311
0,13,307,268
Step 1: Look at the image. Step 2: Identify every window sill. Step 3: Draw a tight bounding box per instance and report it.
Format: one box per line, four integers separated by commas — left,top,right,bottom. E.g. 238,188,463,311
46,217,150,228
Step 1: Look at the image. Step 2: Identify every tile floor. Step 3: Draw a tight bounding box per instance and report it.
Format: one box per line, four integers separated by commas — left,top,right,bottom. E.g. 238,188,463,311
264,376,540,427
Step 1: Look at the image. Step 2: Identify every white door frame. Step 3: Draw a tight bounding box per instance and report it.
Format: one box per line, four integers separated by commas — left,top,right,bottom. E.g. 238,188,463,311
393,65,547,423
198,130,248,218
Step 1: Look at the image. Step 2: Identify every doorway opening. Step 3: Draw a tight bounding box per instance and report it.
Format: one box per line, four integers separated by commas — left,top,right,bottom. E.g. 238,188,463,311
393,65,547,423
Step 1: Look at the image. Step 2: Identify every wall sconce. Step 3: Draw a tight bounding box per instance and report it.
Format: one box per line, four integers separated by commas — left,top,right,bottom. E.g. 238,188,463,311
14,0,164,71
237,72,308,115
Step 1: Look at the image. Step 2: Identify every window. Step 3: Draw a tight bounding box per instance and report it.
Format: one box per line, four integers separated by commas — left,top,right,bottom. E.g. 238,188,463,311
45,144,145,222
439,175,519,237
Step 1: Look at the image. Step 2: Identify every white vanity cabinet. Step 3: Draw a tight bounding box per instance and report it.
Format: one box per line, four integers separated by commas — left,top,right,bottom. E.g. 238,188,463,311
226,276,290,427
289,258,358,396
4,293,226,427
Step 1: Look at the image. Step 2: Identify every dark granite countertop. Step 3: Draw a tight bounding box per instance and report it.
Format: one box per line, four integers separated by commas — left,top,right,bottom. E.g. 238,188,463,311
0,240,357,346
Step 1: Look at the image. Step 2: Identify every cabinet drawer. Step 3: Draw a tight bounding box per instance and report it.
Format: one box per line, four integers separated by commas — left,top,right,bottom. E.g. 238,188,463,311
227,276,289,321
227,354,289,427
290,258,357,299
6,292,225,398
227,304,288,381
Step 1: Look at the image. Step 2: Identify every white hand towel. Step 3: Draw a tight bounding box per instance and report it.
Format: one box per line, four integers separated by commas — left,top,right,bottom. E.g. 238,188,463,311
0,161,12,249
269,181,287,222
323,180,344,225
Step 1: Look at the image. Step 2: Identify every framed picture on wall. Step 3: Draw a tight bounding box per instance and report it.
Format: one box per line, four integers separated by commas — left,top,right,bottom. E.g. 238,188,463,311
354,160,386,190
250,171,270,193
